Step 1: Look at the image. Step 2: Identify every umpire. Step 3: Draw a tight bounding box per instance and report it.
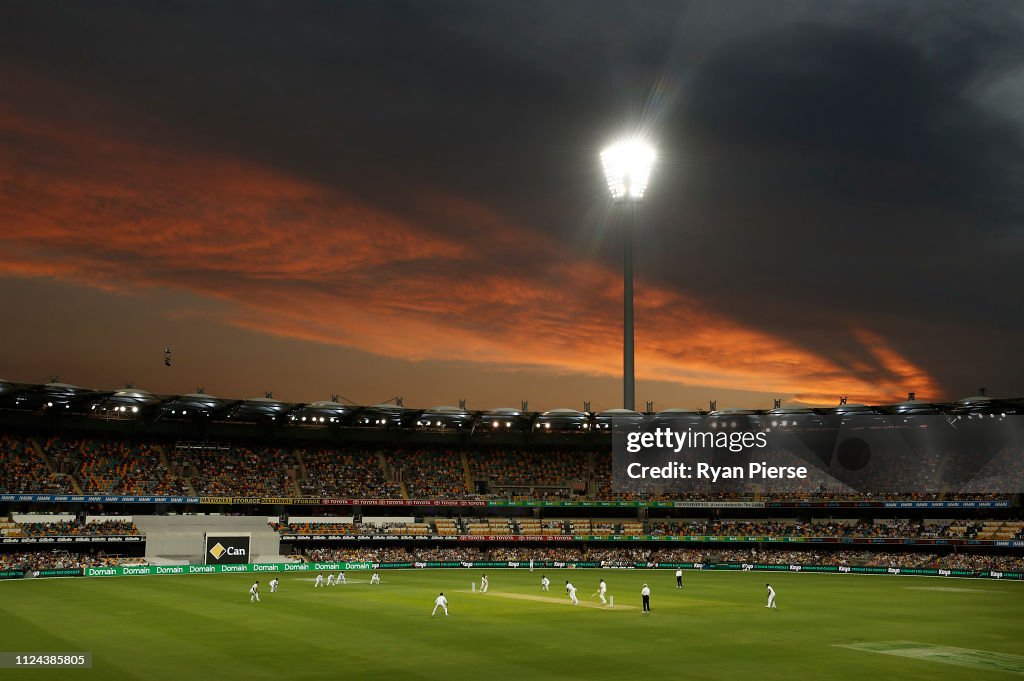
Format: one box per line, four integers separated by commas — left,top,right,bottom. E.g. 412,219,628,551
641,583,651,613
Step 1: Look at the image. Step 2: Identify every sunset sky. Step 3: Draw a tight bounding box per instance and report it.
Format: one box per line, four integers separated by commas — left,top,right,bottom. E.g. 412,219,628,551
1,1,1021,411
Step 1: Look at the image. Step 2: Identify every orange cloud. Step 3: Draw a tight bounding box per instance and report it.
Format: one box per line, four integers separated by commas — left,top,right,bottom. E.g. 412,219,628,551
0,70,939,406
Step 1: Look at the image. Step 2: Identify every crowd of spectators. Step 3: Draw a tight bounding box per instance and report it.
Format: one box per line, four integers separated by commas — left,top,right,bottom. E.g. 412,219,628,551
289,542,1017,571
0,550,147,570
172,445,298,496
274,522,359,535
647,519,989,539
0,433,1019,503
470,449,587,495
16,519,141,537
269,517,1006,540
412,547,488,562
297,448,402,498
935,553,1024,571
301,546,413,563
489,547,586,562
635,547,1024,571
584,547,652,562
385,450,467,499
0,434,76,494
44,436,188,496
2,542,1020,573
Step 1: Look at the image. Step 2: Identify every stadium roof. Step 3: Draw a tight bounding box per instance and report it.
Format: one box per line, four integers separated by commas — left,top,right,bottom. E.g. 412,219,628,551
0,379,1020,438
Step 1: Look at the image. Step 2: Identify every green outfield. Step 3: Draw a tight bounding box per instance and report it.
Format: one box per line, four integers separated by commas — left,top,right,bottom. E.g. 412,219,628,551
2,569,1023,681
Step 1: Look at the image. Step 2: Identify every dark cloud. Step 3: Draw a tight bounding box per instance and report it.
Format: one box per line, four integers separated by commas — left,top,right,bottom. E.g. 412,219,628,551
0,0,1021,402
633,16,1024,397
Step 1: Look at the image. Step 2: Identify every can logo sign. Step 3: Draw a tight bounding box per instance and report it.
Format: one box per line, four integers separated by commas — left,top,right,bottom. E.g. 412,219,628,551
205,536,250,564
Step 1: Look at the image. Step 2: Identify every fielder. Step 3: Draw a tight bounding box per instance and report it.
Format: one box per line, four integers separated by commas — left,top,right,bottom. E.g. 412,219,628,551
432,592,449,616
370,571,381,584
480,574,489,593
337,571,346,584
314,572,325,588
766,583,777,609
327,573,335,586
541,575,550,591
269,577,279,593
250,581,261,603
596,579,608,605
565,581,579,605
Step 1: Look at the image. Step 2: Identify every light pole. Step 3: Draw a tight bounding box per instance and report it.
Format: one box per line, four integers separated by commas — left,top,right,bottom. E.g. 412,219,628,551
601,138,655,411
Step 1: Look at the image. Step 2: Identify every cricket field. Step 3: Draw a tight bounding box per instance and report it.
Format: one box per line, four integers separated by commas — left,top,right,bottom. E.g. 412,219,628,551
2,569,1022,680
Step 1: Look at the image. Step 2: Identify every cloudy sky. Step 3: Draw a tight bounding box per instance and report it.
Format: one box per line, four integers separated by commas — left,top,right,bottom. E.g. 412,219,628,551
1,0,1021,410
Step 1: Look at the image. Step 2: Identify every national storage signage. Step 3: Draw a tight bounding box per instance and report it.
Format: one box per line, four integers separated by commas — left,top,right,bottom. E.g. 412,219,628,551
0,493,1011,509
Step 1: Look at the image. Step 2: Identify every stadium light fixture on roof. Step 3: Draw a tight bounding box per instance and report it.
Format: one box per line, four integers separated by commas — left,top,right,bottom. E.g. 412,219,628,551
601,137,656,202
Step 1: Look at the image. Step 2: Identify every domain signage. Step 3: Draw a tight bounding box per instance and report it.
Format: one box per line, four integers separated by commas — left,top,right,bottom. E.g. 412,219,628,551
204,535,251,565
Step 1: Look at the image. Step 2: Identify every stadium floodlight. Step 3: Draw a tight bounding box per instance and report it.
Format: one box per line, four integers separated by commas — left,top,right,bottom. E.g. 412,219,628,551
601,135,656,410
601,137,656,202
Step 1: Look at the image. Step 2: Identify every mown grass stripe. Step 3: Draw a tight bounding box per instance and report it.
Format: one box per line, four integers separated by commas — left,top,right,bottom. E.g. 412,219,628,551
837,641,1024,674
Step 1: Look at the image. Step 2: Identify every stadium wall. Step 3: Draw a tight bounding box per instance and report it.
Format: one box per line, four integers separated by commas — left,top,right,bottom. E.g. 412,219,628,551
0,561,1019,581
133,515,279,564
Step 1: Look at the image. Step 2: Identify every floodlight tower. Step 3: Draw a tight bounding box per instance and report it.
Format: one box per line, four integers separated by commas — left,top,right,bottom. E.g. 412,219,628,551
601,137,655,411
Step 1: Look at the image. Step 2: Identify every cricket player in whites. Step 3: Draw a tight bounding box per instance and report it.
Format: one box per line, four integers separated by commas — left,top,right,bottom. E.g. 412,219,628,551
480,573,489,593
541,575,550,591
766,583,777,608
565,581,579,605
250,581,261,603
595,579,608,605
314,572,325,588
337,571,346,584
370,571,381,584
269,577,279,593
432,592,449,616
327,573,335,586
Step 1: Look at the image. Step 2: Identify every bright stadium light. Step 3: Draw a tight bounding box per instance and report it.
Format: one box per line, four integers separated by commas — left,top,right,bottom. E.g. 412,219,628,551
601,135,657,410
601,137,656,201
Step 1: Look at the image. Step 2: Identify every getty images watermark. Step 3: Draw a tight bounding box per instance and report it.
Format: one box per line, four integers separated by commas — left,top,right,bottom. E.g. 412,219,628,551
612,415,1024,495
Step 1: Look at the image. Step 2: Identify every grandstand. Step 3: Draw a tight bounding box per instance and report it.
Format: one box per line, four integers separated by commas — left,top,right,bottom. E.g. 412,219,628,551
0,386,1021,584
1,396,1022,681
